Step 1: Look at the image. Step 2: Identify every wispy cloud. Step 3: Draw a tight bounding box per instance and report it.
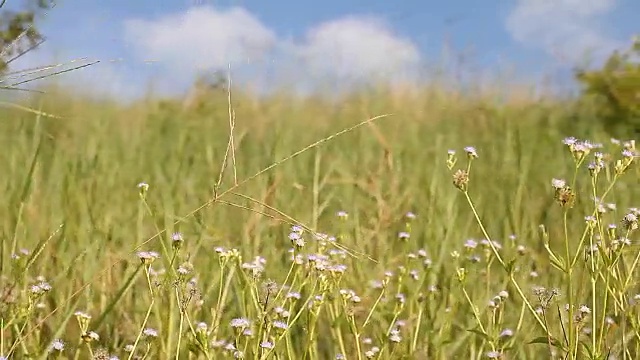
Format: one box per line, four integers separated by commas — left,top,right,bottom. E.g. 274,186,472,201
505,0,623,65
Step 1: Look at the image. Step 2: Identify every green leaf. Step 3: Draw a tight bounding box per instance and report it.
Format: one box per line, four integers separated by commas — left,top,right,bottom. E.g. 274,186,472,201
528,335,566,350
467,327,490,341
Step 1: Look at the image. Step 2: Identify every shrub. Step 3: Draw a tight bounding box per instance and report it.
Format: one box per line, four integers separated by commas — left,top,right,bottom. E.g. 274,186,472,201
575,37,640,137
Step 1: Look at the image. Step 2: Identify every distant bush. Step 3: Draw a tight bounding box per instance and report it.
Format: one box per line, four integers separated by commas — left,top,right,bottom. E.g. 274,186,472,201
575,37,640,138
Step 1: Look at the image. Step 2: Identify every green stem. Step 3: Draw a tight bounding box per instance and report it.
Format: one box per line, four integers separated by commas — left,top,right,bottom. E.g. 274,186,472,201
463,191,547,332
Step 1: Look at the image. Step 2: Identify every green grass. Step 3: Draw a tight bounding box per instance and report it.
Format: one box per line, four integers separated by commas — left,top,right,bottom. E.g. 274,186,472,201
0,85,638,359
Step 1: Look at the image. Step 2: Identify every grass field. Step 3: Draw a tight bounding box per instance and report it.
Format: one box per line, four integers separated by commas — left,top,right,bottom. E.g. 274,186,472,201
0,83,638,359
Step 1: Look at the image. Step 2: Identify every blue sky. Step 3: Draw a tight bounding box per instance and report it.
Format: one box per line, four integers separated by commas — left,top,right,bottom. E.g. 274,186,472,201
10,0,638,100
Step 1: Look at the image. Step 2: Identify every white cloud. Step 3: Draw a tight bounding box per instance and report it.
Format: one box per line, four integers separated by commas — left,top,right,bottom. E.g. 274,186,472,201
294,16,421,83
505,0,623,64
123,6,422,90
124,6,278,71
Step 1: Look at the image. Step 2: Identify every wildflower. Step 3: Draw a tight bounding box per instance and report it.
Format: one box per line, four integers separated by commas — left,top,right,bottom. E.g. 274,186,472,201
622,149,636,159
398,231,410,240
137,182,149,196
406,212,416,220
588,161,603,176
50,339,65,352
486,350,502,358
563,137,577,146
137,251,159,265
446,150,457,169
578,305,591,314
143,328,158,338
273,306,284,314
171,232,184,249
336,211,348,218
242,256,267,277
365,346,381,358
452,169,469,191
262,280,278,296
260,341,274,349
124,344,135,352
388,328,402,343
289,231,305,249
74,311,92,332
409,269,419,280
177,263,192,277
500,329,514,338
532,286,546,297
230,318,251,330
618,237,632,246
81,331,99,343
329,264,348,274
464,146,478,158
272,320,288,330
38,281,52,292
573,140,593,158
552,180,575,208
336,354,345,360
30,284,45,296
464,239,478,249
551,178,566,189
608,224,617,239
623,213,638,231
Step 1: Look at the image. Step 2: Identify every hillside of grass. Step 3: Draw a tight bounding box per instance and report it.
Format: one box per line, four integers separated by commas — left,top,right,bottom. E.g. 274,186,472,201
0,82,638,359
